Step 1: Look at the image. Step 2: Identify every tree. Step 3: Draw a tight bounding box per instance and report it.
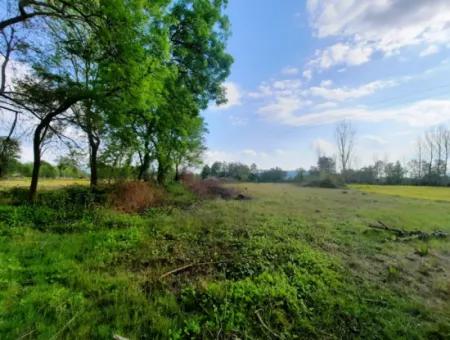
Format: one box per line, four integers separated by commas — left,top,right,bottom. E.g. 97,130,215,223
335,120,356,176
384,161,405,184
259,167,286,182
0,136,19,177
317,156,336,176
294,168,306,183
201,164,211,179
0,1,102,31
210,161,223,177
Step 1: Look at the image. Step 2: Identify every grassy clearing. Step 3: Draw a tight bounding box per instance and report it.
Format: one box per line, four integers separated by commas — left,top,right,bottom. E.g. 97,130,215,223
0,178,89,190
0,183,449,338
352,184,450,202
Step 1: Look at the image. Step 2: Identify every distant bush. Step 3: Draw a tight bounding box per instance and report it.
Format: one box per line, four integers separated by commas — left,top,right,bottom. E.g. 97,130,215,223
303,176,346,189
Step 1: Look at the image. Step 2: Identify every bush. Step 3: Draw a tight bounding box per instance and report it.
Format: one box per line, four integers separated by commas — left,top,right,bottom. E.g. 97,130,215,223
108,181,164,213
303,175,346,189
180,173,241,199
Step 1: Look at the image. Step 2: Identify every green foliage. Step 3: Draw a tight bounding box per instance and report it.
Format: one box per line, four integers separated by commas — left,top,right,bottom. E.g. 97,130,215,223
303,175,346,189
258,167,286,182
0,137,20,178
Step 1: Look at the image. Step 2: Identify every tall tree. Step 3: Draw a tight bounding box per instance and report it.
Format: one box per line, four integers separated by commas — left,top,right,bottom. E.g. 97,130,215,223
335,120,356,176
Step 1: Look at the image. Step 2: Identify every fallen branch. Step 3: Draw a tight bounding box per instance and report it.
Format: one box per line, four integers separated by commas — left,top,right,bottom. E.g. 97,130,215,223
159,260,229,280
368,221,448,241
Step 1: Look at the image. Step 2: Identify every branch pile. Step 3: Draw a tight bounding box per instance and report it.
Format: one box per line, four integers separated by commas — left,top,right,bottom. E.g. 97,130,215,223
368,220,448,241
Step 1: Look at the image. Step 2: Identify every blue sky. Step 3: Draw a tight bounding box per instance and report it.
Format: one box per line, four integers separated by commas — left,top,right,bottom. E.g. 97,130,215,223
203,0,450,170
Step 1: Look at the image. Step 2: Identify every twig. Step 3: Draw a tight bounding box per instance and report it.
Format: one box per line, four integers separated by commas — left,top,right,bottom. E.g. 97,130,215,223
50,312,80,340
17,329,36,339
255,309,282,339
159,260,228,280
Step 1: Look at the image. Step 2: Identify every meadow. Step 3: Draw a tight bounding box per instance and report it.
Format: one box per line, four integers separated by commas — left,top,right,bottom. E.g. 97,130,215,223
0,178,89,190
0,181,449,339
351,184,450,202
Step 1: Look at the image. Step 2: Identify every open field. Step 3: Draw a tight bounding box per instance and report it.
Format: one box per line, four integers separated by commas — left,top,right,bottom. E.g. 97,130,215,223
0,178,89,190
0,183,449,338
352,184,450,202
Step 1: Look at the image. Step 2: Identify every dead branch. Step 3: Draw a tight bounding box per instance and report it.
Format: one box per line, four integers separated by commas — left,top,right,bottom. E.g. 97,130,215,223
159,260,229,280
368,221,448,241
255,309,282,339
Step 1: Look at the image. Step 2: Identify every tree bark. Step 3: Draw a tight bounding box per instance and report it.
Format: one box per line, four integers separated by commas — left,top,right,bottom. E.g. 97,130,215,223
29,123,47,201
157,162,167,184
88,133,100,188
138,152,150,181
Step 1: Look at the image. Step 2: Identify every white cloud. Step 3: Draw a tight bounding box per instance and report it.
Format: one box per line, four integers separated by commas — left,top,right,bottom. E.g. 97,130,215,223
305,0,450,72
420,45,440,57
361,134,387,145
259,99,450,127
309,80,396,101
258,96,304,117
204,148,304,170
248,83,273,99
302,69,312,80
311,138,335,156
214,81,242,110
281,66,300,75
320,80,333,87
312,102,338,110
229,115,248,126
310,42,373,70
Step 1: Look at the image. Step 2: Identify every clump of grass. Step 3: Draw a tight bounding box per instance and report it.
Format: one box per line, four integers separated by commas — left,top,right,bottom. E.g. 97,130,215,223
415,244,429,257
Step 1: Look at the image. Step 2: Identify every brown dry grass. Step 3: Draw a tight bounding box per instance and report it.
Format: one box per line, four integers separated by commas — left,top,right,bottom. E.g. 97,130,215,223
108,181,164,213
180,173,243,199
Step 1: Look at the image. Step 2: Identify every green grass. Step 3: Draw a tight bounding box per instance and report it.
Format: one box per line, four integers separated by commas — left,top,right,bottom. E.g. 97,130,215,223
0,183,449,338
351,184,450,202
0,178,89,190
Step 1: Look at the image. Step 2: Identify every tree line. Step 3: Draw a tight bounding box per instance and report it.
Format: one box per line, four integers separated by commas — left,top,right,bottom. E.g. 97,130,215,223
0,0,232,200
200,122,450,187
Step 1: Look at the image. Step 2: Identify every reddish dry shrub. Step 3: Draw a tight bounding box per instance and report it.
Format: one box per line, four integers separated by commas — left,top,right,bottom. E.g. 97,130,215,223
108,181,164,213
180,172,244,200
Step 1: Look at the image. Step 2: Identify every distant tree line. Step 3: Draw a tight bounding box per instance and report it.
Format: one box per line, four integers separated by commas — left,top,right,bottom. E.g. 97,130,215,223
201,162,287,183
201,124,450,187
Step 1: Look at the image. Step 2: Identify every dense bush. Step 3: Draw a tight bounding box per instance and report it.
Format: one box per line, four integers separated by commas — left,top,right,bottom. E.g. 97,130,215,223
181,173,242,199
108,181,164,213
303,175,346,189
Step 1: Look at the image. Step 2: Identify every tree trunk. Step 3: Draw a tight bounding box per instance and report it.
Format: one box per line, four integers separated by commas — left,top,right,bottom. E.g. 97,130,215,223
157,161,167,185
29,125,44,202
174,163,180,181
138,152,150,181
88,133,100,188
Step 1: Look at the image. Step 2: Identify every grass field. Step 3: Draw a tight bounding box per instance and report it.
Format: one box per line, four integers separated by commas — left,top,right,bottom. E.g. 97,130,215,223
0,178,88,190
0,182,449,338
352,184,450,202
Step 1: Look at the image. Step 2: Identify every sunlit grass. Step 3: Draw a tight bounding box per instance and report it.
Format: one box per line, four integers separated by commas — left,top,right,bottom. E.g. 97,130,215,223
0,178,89,190
351,184,450,202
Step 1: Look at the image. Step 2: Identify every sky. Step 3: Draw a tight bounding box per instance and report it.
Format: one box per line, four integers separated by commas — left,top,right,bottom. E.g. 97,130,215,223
203,0,450,170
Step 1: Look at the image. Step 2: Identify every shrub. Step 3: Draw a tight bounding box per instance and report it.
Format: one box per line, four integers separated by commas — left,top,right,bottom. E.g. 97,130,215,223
108,181,164,213
303,175,346,189
180,173,241,199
